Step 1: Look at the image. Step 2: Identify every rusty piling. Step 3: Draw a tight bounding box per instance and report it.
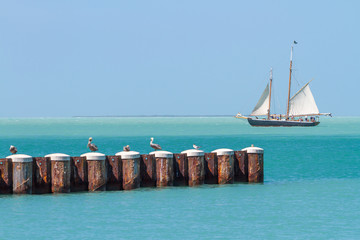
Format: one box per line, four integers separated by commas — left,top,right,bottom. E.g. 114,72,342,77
106,155,122,190
0,158,12,194
33,157,51,194
71,156,88,192
140,154,156,187
7,154,33,194
212,149,234,184
242,146,264,183
116,151,140,190
46,153,71,193
173,153,187,186
182,150,205,186
234,151,248,182
204,152,218,184
0,146,264,195
81,152,107,191
151,151,174,187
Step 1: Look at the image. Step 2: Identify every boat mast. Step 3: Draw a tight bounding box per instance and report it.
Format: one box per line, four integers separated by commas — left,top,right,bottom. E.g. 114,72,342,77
268,68,272,120
286,42,295,118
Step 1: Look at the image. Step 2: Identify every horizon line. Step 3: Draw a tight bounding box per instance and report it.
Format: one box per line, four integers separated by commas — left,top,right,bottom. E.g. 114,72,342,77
0,114,356,118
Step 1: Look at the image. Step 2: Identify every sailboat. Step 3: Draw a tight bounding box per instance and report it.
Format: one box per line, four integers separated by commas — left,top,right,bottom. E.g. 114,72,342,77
236,42,331,127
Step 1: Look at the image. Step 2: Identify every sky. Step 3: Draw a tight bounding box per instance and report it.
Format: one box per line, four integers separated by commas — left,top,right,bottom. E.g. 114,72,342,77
0,1,359,117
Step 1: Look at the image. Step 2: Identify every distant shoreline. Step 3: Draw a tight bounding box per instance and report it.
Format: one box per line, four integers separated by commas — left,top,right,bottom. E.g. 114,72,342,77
72,115,235,118
0,115,357,118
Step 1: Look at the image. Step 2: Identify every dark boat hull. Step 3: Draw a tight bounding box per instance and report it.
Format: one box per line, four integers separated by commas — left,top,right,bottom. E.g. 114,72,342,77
248,118,320,127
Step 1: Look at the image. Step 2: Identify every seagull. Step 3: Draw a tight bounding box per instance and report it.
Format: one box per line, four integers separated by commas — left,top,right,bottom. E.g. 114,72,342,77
10,145,17,154
123,145,130,151
193,144,201,150
150,137,162,151
87,137,98,152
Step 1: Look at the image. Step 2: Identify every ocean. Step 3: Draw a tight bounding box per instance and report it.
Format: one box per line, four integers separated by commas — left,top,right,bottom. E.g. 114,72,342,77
0,117,359,239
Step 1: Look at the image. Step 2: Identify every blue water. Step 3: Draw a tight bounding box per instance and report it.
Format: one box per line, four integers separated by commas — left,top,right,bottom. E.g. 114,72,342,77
1,117,360,239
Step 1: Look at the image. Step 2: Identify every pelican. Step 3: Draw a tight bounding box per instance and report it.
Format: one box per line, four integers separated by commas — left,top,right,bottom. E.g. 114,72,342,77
87,137,98,152
123,145,130,151
9,145,17,154
150,137,162,151
193,144,200,150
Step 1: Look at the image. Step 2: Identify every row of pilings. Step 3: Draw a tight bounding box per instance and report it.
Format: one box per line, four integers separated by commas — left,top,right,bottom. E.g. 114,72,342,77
0,146,264,194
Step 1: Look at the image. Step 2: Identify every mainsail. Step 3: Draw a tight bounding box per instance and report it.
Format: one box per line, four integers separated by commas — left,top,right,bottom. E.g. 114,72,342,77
288,82,319,116
250,84,270,116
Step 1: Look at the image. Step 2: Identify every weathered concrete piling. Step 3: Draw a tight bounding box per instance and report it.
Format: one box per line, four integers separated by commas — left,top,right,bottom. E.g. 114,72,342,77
182,150,205,186
152,151,174,187
242,146,264,183
46,153,71,193
81,152,107,191
116,151,140,190
0,146,264,195
212,149,234,184
7,154,33,194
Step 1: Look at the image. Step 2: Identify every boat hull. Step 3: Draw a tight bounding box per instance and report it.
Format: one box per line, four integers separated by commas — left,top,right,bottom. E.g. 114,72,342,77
247,118,320,127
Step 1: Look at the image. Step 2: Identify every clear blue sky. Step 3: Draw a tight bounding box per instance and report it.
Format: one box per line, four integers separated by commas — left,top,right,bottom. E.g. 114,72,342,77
0,1,358,117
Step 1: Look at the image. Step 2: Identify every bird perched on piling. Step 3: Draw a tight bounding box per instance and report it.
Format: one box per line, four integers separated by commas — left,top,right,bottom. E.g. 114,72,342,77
87,137,98,152
193,144,201,150
9,145,17,154
123,145,130,152
150,137,162,151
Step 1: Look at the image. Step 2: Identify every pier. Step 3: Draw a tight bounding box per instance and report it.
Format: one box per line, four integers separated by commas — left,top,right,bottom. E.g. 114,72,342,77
0,146,264,194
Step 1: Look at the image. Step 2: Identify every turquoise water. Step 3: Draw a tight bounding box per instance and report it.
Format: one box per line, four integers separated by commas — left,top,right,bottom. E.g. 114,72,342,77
1,117,360,239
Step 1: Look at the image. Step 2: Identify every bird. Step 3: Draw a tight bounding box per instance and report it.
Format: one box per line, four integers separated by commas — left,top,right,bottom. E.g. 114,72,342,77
9,145,17,154
123,145,130,151
150,137,162,151
193,144,201,150
293,40,298,44
87,137,98,152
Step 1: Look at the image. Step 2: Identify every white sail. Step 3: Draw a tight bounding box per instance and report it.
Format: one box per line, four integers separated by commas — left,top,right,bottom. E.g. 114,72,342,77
250,84,270,116
289,82,319,116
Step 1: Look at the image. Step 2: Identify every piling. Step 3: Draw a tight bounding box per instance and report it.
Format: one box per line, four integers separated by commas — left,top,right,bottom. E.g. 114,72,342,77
234,151,248,182
151,151,174,187
71,156,88,192
182,150,205,186
45,153,71,193
211,149,234,184
173,153,187,186
33,157,51,194
0,145,264,195
81,152,107,191
7,154,33,194
140,154,156,187
0,158,12,194
106,155,122,190
116,151,140,190
242,146,264,183
204,152,218,184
